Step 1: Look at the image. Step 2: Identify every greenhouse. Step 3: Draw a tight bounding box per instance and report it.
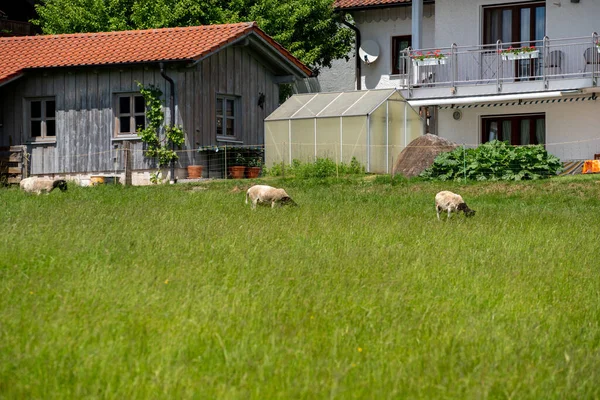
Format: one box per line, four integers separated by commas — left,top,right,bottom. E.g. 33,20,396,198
264,89,423,173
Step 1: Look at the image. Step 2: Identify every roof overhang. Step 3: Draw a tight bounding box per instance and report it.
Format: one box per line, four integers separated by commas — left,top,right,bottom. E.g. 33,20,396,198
335,0,434,12
0,72,24,88
407,90,596,108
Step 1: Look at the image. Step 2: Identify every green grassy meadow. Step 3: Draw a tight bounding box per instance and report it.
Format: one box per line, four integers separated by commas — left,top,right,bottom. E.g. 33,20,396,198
1,175,600,399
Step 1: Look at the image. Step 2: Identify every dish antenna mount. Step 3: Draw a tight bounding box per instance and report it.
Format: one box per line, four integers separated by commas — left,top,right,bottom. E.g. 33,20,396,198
359,40,380,65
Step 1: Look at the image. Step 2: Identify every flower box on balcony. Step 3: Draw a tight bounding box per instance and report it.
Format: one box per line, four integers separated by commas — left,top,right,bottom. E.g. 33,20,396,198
412,58,447,67
501,49,539,61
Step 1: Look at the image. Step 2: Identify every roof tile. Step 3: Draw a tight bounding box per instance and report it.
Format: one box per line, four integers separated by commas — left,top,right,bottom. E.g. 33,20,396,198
0,22,311,84
334,0,411,9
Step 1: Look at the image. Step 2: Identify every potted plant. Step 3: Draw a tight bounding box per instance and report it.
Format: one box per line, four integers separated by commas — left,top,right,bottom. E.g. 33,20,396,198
229,152,246,179
500,45,539,61
187,164,203,179
246,157,262,178
411,50,447,66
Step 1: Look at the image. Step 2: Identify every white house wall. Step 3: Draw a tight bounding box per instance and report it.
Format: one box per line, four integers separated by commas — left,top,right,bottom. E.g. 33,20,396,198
435,0,600,48
355,5,435,90
438,100,600,161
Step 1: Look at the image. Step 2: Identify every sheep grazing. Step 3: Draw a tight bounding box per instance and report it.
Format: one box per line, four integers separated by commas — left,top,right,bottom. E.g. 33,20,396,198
20,177,68,195
435,190,475,220
245,184,297,209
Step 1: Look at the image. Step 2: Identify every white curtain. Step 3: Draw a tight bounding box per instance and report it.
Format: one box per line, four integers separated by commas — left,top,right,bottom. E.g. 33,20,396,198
502,120,511,142
489,121,498,141
520,119,530,145
535,119,545,144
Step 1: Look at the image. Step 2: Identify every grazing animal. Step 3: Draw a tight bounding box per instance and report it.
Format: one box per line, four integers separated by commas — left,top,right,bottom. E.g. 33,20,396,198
245,185,297,209
20,177,68,195
435,190,475,220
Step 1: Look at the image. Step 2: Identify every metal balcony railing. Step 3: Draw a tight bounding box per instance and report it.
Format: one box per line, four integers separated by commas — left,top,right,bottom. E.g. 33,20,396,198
399,33,599,97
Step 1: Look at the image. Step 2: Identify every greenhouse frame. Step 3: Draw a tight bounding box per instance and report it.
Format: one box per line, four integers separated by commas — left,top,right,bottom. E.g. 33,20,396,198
264,89,423,173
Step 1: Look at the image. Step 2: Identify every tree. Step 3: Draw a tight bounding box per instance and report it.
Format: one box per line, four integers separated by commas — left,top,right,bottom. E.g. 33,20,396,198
33,0,352,69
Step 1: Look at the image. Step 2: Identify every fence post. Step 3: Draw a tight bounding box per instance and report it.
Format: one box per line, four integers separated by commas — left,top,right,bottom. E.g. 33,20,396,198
593,32,598,86
224,144,227,179
496,40,502,93
463,144,467,183
124,141,132,186
543,36,549,89
451,43,457,94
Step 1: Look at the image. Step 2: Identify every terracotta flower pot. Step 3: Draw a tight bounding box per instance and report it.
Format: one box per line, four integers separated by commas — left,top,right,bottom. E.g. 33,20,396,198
187,165,203,179
228,166,246,179
246,166,261,179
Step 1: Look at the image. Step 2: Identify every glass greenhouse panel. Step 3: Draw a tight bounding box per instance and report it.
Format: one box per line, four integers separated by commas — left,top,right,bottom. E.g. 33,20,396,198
290,119,316,163
267,94,315,120
317,91,370,118
341,116,367,166
369,105,388,174
388,100,404,171
265,120,290,167
342,90,395,117
316,118,341,161
293,93,344,119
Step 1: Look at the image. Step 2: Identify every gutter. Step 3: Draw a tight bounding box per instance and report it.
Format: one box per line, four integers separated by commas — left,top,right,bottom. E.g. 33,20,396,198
159,62,176,184
341,17,362,91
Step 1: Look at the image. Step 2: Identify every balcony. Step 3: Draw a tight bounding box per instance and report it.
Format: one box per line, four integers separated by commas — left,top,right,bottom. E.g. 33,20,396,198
399,33,599,99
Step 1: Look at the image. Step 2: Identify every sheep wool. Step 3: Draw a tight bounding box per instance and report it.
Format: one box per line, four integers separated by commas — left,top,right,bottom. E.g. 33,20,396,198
20,177,68,195
245,185,297,209
435,190,475,220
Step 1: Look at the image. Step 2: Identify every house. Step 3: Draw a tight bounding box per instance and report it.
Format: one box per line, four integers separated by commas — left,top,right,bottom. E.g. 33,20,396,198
0,22,312,184
333,0,600,162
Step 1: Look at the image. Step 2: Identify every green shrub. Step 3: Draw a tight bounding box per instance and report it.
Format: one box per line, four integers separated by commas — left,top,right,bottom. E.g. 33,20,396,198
421,140,563,181
264,157,366,178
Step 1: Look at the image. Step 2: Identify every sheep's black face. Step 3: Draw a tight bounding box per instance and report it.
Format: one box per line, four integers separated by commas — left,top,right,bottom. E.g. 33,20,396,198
54,180,68,192
458,202,475,217
281,196,298,207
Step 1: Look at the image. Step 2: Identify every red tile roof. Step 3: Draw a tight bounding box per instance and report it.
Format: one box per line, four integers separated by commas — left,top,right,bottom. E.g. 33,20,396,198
0,22,312,85
334,0,411,10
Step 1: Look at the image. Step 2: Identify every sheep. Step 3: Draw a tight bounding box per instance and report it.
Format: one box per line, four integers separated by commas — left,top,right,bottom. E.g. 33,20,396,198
20,177,68,195
245,184,297,209
435,190,475,220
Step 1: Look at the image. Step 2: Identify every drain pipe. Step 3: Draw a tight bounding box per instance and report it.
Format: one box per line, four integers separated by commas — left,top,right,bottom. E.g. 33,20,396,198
341,16,362,90
159,62,176,184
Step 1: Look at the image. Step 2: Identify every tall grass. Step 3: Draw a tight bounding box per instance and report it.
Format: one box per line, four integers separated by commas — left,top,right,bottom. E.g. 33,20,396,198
1,175,599,399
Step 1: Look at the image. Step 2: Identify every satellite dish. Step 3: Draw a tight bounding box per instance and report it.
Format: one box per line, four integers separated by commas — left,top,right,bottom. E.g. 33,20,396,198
359,40,379,65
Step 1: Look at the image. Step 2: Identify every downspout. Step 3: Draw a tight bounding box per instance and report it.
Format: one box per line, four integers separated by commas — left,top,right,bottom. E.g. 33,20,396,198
341,17,362,90
159,62,176,184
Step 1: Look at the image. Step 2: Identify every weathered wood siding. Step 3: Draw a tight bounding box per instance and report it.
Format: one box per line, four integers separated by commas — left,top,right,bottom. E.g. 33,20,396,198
0,43,283,175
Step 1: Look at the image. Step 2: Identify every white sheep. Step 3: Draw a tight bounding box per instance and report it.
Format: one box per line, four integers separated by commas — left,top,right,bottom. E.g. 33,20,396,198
245,184,297,209
435,190,475,220
20,177,68,195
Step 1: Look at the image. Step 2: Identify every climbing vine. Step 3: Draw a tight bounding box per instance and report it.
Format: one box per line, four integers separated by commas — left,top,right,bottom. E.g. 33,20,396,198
136,82,185,167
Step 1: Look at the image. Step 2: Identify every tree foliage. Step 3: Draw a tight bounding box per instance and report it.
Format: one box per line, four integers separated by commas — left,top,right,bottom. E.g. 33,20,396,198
33,0,353,69
420,140,563,181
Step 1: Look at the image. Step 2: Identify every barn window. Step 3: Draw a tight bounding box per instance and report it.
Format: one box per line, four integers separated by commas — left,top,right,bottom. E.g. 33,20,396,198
26,98,56,141
116,94,146,136
216,95,239,140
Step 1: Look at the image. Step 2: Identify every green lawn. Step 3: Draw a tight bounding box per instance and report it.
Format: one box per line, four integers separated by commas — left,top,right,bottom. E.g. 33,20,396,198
1,175,599,399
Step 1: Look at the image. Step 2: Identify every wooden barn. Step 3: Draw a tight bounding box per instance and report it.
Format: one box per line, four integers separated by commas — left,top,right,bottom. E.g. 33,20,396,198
0,22,312,184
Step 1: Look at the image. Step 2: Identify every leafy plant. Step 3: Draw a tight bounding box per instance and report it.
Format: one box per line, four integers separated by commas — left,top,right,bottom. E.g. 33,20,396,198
247,157,262,168
233,153,246,166
411,50,446,62
499,45,537,55
136,82,185,170
420,140,562,182
264,157,366,178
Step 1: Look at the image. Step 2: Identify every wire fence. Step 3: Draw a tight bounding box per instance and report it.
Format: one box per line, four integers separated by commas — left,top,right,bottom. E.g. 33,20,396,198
20,136,600,181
